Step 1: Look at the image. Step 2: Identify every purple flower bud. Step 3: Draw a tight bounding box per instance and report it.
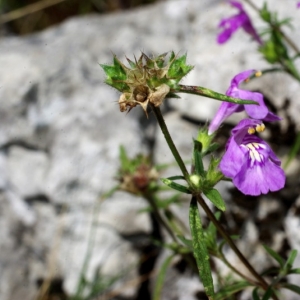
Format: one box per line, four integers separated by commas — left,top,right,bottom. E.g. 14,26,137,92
208,70,280,135
219,119,285,196
217,1,262,45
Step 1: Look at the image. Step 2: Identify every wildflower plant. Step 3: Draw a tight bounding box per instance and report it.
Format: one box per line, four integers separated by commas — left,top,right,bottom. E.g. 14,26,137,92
100,2,300,299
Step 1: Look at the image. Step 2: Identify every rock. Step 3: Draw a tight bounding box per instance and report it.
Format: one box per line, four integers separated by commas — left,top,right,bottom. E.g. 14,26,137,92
0,0,299,299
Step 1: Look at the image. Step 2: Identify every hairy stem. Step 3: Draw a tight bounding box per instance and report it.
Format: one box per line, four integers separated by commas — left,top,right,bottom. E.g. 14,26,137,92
172,85,258,105
152,104,278,299
196,194,279,300
150,105,190,181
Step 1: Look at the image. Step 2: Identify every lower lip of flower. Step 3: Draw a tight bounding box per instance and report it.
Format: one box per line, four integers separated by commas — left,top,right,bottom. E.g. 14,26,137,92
242,142,267,167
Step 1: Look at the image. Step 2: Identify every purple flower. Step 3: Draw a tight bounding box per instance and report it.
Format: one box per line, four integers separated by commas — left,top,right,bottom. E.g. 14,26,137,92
217,1,262,45
208,70,280,135
297,2,300,8
219,119,285,196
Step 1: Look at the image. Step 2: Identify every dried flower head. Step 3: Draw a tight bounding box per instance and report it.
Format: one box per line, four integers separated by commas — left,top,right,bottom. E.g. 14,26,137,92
101,52,193,115
117,146,159,195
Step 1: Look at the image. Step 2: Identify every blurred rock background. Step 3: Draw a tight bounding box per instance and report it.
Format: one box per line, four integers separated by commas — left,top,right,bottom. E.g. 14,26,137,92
0,0,300,299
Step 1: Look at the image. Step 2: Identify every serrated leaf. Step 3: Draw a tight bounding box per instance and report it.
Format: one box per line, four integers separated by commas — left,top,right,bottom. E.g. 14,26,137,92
189,197,214,298
281,283,300,295
153,254,174,300
215,281,251,300
168,53,193,80
203,189,226,211
161,178,191,194
100,56,130,92
263,245,285,268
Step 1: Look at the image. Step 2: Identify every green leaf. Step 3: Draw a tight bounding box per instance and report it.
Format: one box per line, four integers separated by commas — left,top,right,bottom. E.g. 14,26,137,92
161,178,191,194
204,213,220,254
193,140,205,176
101,185,119,200
259,40,279,64
205,142,219,155
206,211,220,237
126,57,137,68
166,175,186,181
263,245,285,268
252,287,261,300
260,3,271,22
153,254,174,300
261,285,275,300
203,189,226,211
284,131,300,169
168,53,193,81
100,56,129,92
189,197,214,298
215,281,252,300
283,249,298,272
119,145,130,171
288,268,300,274
281,283,300,295
177,235,193,250
206,156,223,186
168,51,176,63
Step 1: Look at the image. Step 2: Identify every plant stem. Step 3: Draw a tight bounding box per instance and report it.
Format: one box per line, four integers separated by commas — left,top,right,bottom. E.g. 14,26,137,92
218,250,259,286
196,194,279,300
243,0,300,54
172,85,258,105
145,194,178,243
152,104,278,299
150,105,190,182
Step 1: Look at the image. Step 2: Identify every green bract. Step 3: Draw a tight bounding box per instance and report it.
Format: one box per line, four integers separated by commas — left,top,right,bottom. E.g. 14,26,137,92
100,52,193,114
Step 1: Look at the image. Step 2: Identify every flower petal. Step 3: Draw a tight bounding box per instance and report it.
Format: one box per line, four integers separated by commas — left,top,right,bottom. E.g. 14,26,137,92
227,69,256,91
228,0,243,10
262,111,282,122
217,15,244,44
237,89,269,119
208,102,241,134
233,158,285,195
219,137,246,178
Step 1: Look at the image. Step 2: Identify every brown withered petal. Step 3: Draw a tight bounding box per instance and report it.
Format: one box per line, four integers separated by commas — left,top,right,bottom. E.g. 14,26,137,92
149,84,170,107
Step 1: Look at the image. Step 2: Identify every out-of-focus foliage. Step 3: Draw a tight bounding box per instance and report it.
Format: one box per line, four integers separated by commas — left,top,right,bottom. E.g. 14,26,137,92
0,0,160,35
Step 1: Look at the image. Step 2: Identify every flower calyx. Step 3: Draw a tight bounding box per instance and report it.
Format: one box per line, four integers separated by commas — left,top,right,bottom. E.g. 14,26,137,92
101,52,193,115
118,83,170,116
118,148,159,195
